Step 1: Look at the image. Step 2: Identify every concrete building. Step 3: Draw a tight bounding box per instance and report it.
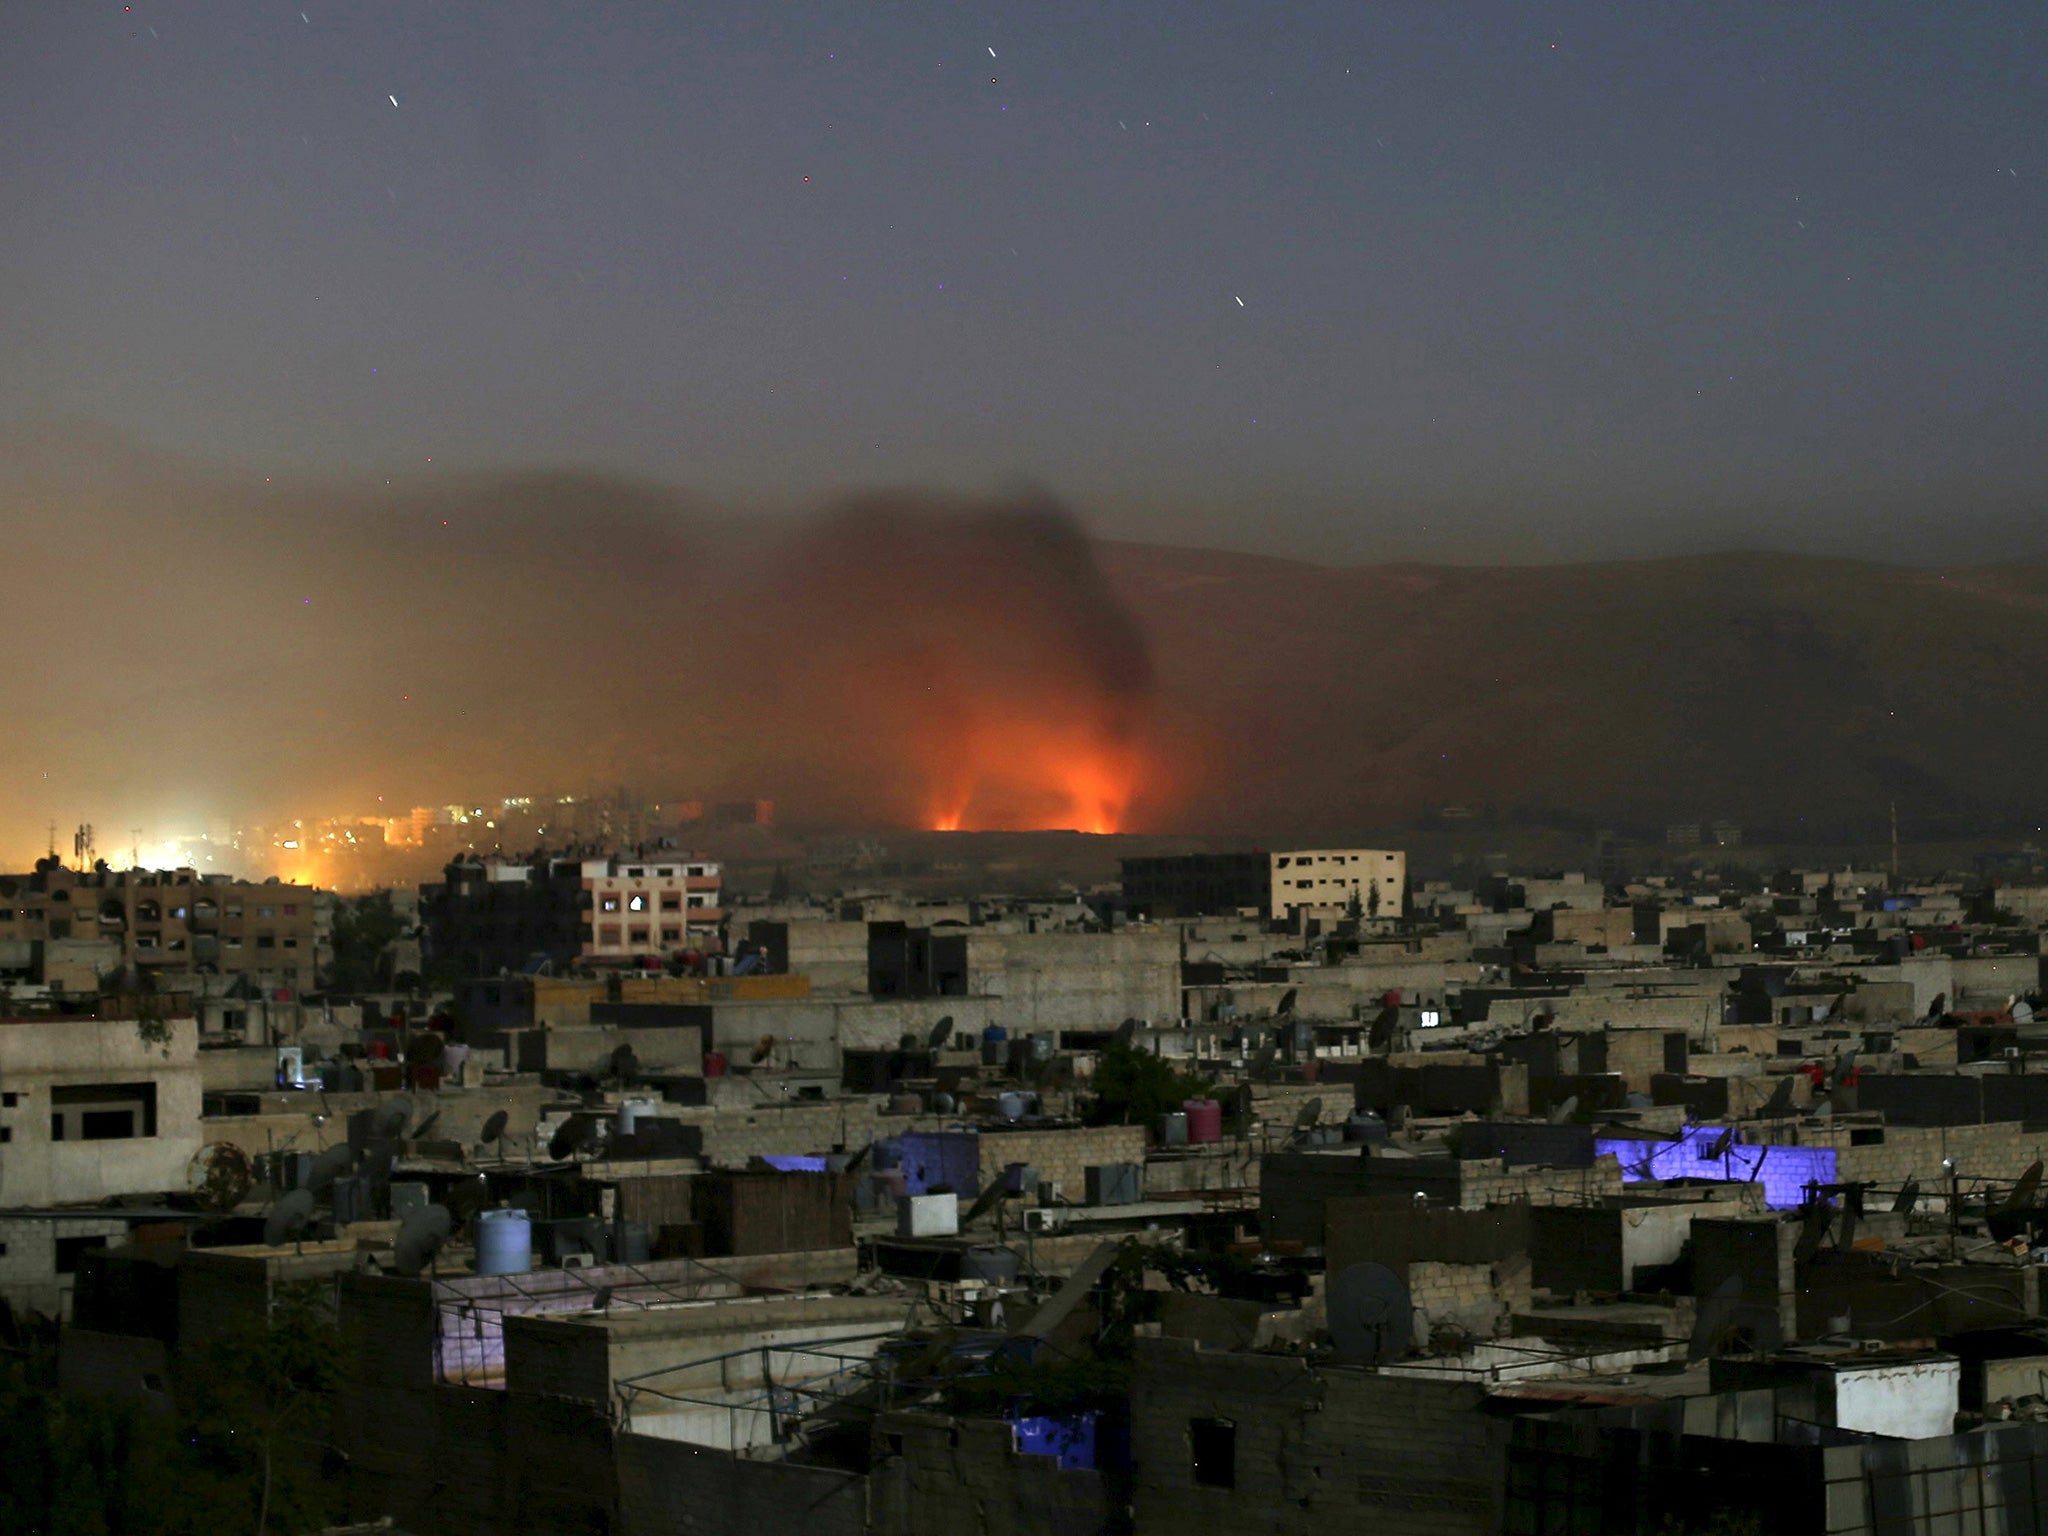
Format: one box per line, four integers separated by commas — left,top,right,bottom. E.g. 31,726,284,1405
1269,848,1405,920
424,852,724,976
0,860,316,990
0,999,203,1316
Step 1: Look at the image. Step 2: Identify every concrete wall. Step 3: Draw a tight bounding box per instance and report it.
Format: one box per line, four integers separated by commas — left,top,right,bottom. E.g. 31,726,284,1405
870,1410,1110,1536
961,931,1180,1029
618,1434,865,1536
1130,1336,1501,1536
1825,1357,1960,1440
0,1014,202,1207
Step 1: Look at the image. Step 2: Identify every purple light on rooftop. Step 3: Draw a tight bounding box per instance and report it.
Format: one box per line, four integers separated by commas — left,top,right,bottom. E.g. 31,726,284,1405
1596,1126,1834,1210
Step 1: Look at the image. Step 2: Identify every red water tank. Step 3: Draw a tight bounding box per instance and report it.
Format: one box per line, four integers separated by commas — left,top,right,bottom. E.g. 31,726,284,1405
1183,1098,1223,1144
703,1051,728,1078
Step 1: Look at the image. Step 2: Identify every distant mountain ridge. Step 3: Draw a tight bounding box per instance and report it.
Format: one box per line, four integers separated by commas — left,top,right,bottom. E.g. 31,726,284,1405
1095,542,2048,840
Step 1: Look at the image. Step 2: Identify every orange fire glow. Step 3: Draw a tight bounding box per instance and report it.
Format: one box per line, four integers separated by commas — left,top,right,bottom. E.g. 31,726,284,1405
923,719,1146,835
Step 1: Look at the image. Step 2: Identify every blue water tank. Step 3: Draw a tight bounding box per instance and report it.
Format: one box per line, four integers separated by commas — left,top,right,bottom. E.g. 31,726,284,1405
981,1024,1009,1066
474,1208,532,1276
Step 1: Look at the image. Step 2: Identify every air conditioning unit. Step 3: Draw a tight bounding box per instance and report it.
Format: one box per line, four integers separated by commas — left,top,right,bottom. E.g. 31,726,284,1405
561,1253,595,1271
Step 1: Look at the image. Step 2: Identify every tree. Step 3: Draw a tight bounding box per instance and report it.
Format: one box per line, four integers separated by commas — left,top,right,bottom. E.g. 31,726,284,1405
324,892,406,994
0,1282,344,1535
183,1281,343,1536
1087,1043,1212,1128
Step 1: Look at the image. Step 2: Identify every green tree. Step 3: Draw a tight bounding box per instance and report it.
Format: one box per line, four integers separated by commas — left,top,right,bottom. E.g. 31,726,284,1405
184,1282,344,1536
1087,1043,1212,1128
324,892,406,994
0,1282,345,1536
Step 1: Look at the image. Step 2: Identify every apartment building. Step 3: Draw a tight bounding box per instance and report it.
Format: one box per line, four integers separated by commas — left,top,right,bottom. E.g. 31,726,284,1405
425,852,724,976
1269,848,1406,919
0,860,316,989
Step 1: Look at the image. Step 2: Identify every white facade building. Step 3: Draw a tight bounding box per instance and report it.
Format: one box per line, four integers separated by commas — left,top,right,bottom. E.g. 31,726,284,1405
1269,849,1406,920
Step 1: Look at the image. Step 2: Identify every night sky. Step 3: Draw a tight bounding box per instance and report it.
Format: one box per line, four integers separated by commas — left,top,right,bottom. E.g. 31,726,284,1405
9,4,2047,563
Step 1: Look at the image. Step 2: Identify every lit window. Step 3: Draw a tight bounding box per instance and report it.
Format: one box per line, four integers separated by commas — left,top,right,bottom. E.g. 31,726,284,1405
627,894,647,912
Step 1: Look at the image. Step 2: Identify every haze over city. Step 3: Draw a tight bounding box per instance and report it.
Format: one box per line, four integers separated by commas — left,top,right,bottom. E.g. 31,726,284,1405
7,4,2048,857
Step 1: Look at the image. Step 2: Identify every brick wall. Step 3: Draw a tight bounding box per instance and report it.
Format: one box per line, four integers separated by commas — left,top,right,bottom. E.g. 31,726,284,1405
979,1125,1148,1202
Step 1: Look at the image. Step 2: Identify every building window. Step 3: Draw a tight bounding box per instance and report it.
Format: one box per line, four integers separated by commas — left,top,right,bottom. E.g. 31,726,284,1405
600,895,621,914
54,1235,105,1274
257,905,275,918
225,904,243,918
283,937,299,948
0,1127,10,1143
4,1091,20,1107
1190,1418,1237,1488
225,935,243,948
660,892,681,912
135,932,161,950
51,1083,158,1141
256,935,276,950
656,867,675,878
660,927,681,944
627,867,644,878
599,925,621,946
627,894,647,912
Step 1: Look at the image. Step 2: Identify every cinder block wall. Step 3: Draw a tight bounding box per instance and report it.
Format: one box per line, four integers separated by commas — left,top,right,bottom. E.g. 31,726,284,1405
979,1125,1148,1201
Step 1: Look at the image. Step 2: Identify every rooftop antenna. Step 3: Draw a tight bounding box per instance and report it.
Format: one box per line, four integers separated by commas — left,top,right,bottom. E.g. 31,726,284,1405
1890,800,1899,885
130,828,142,870
73,823,94,868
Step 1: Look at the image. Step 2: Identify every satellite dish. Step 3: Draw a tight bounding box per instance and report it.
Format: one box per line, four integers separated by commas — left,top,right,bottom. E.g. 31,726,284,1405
1293,1097,1324,1132
1547,1095,1579,1125
926,1015,956,1050
959,1181,1008,1229
479,1109,510,1146
589,1285,614,1311
1892,1177,1920,1215
392,1204,453,1277
1705,1126,1737,1161
411,1109,442,1141
1113,1017,1138,1047
370,1098,412,1141
264,1188,316,1248
187,1142,255,1212
1760,1077,1796,1117
548,1113,597,1162
1276,988,1298,1017
932,1092,956,1114
1367,1005,1399,1051
1926,992,1948,1021
1793,1200,1834,1264
306,1143,353,1194
1327,1262,1411,1364
1997,1160,2044,1214
750,1033,777,1065
360,1140,400,1191
839,1142,873,1177
1829,1050,1859,1090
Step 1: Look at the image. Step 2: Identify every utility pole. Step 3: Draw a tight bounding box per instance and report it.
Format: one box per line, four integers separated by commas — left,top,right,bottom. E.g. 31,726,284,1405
1890,800,1900,886
131,828,142,870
